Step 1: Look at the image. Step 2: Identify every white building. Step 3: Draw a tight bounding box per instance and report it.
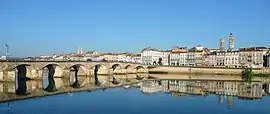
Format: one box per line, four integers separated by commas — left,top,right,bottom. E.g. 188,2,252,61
162,51,170,66
0,56,7,60
187,52,195,66
224,51,239,68
131,54,142,63
169,47,188,66
239,47,269,68
187,46,206,66
216,51,225,66
117,53,127,62
202,53,217,67
141,47,163,65
263,52,270,68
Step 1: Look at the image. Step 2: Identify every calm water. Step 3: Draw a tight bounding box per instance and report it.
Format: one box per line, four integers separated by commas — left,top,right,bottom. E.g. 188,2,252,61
1,79,270,114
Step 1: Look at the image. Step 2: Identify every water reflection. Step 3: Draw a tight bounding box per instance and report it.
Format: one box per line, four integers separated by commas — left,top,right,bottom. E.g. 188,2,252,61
140,79,270,109
0,73,143,103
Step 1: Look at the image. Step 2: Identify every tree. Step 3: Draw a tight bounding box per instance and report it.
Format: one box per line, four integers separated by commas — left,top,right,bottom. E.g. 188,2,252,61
158,58,163,66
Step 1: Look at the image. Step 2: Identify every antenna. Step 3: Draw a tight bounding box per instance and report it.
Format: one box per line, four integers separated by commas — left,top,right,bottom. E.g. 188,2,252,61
5,44,9,60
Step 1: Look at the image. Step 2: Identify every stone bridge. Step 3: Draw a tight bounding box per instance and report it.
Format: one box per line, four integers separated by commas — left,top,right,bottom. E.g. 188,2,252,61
0,61,149,81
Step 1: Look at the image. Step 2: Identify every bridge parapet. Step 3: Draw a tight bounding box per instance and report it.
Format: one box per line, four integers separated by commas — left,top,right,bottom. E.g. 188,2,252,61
0,61,148,81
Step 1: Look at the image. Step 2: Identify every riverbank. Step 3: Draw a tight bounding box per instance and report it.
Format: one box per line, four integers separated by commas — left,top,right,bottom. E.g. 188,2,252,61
149,66,270,75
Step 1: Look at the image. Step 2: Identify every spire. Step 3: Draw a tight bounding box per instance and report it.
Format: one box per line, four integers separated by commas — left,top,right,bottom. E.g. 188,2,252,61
77,45,80,54
80,46,83,54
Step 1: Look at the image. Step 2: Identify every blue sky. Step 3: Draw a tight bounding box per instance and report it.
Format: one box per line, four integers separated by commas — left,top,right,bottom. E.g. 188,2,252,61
0,0,269,57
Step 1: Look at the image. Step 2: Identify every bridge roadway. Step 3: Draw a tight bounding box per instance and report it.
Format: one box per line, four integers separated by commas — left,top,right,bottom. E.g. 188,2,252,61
0,61,149,81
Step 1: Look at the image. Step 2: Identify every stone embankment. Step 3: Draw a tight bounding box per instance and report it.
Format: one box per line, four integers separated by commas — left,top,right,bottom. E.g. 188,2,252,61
149,67,270,75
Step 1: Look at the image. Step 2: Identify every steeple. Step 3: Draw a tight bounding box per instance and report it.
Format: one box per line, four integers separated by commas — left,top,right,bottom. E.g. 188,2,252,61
228,32,234,51
220,36,225,51
80,46,83,54
77,46,80,54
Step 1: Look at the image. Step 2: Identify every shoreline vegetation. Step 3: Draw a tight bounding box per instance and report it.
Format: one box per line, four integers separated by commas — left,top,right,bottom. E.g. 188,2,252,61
243,68,270,83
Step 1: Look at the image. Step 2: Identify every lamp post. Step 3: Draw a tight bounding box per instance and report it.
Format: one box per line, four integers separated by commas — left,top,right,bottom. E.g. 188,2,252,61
5,44,9,60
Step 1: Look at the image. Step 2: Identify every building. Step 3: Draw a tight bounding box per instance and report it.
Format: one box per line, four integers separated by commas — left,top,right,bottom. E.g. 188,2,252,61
141,47,163,65
216,51,225,66
239,47,269,68
202,53,217,67
131,54,142,63
169,47,188,66
263,51,270,67
220,36,225,51
187,51,196,66
102,53,118,62
162,50,171,66
117,53,128,62
208,48,220,53
188,45,208,66
224,51,239,68
228,32,234,51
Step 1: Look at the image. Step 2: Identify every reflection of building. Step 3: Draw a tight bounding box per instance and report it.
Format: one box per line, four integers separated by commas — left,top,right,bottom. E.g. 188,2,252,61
227,96,233,109
238,83,263,99
140,80,161,93
218,95,224,104
206,81,238,96
263,84,270,95
161,80,170,92
140,79,265,101
169,80,187,93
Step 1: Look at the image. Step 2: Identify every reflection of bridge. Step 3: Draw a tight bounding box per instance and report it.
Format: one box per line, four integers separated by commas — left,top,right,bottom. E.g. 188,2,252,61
0,73,148,102
0,61,149,81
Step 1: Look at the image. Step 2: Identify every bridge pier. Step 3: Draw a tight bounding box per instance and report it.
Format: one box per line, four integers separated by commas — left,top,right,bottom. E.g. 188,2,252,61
0,71,3,81
2,70,16,82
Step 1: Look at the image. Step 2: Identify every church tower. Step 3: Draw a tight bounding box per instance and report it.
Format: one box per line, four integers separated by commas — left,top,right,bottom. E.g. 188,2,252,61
228,32,234,51
220,36,225,51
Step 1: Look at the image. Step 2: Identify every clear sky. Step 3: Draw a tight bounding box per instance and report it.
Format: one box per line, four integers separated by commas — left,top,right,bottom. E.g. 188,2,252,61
0,0,269,57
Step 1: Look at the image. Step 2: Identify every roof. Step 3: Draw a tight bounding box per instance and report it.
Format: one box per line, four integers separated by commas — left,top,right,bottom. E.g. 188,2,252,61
239,47,269,51
141,47,160,52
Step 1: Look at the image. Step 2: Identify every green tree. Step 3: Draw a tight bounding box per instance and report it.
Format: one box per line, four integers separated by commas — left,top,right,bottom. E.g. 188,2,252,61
244,68,253,83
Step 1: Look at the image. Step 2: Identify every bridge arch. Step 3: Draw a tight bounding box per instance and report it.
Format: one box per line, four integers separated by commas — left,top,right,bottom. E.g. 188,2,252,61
42,64,64,92
92,64,109,86
13,64,31,95
68,64,88,88
111,63,122,70
135,65,147,73
124,64,134,74
42,63,63,77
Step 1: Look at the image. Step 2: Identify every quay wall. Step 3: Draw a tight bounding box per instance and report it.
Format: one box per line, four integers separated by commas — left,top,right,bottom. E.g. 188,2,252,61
149,67,270,75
